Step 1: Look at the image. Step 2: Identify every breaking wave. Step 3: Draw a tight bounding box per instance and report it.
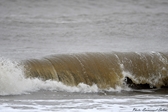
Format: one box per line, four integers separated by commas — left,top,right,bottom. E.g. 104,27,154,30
1,52,168,95
0,57,102,95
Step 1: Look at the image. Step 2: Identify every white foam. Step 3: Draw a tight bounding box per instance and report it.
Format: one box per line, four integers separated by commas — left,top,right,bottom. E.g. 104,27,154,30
0,57,31,95
1,98,168,112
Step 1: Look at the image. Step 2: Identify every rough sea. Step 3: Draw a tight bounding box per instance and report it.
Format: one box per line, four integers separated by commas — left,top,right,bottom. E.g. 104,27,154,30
0,0,168,112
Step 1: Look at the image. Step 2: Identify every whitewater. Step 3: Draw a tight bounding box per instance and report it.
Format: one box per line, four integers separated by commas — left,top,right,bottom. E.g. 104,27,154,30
0,0,168,111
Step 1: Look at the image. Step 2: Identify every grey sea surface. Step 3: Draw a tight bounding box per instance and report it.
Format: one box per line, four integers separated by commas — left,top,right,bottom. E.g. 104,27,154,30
0,0,168,60
0,0,168,111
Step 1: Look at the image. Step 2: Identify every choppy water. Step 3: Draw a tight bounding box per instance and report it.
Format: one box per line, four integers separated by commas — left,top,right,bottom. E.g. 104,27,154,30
0,0,168,112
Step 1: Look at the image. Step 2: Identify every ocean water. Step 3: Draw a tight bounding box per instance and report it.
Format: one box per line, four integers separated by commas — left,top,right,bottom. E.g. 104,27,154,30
0,0,168,112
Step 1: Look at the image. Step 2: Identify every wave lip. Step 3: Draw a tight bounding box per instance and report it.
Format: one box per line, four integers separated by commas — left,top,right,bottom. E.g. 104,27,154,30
24,53,123,89
24,52,168,89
